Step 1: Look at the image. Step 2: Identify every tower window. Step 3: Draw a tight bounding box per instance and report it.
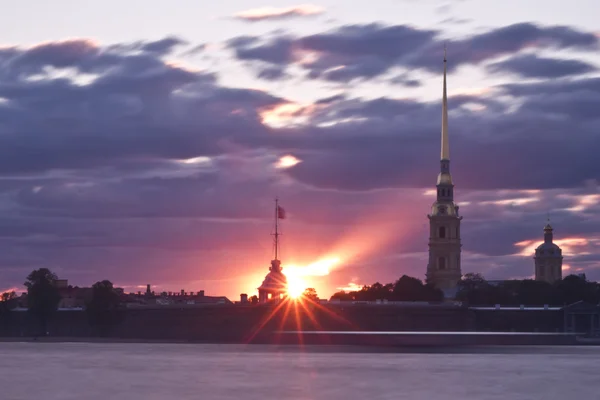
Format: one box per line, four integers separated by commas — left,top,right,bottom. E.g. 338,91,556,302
439,226,446,238
438,257,446,270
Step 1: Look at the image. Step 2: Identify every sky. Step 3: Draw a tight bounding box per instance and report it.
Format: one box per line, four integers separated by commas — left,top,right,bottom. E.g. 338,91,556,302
0,0,599,299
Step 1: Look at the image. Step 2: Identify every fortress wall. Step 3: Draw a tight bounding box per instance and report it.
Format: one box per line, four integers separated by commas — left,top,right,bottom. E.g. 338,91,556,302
0,305,566,341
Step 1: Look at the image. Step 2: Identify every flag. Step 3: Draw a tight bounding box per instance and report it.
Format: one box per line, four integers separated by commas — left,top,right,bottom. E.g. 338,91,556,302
277,206,286,219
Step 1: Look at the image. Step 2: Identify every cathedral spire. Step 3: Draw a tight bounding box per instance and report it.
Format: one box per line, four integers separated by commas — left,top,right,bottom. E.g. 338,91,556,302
441,45,449,161
426,45,462,296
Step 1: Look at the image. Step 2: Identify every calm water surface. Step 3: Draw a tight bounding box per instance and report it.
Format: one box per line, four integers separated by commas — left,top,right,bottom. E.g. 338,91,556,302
0,343,598,400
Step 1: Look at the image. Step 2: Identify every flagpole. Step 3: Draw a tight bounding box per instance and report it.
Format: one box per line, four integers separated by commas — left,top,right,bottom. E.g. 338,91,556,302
274,197,279,261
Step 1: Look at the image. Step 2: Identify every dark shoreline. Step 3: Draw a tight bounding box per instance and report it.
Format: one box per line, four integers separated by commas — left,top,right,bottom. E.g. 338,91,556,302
2,338,600,355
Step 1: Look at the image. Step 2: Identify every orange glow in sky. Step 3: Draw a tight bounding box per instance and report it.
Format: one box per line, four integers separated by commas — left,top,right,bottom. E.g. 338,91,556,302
259,102,306,127
283,257,341,297
515,237,592,257
276,196,415,297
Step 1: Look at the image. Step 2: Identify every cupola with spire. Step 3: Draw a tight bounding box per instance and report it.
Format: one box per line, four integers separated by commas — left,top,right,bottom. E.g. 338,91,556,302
534,218,563,284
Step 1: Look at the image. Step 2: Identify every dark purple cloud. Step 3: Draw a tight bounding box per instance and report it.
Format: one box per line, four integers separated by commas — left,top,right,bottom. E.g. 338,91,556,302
229,36,296,65
487,54,597,78
257,66,289,80
390,74,421,87
228,22,599,81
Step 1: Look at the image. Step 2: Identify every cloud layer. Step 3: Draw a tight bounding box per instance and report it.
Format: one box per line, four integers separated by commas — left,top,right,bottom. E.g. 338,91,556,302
228,22,599,81
0,20,599,298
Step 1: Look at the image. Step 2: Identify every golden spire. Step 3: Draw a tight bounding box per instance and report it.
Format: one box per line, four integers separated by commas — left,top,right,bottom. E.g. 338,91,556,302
441,45,449,161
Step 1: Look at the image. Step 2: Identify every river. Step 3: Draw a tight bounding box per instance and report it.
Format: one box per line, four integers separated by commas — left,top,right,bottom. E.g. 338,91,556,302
0,343,597,399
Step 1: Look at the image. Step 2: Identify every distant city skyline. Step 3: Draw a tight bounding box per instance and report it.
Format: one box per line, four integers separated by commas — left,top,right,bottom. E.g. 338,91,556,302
0,0,599,299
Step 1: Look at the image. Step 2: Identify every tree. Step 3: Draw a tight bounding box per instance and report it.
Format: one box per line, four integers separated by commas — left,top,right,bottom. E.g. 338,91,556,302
1,291,16,302
329,290,354,301
86,280,122,336
553,274,599,305
456,273,490,304
0,291,17,314
392,275,433,301
515,280,553,305
302,288,319,302
24,268,61,335
249,295,259,305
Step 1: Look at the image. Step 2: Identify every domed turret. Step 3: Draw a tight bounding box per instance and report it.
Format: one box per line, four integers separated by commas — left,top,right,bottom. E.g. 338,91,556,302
534,220,563,284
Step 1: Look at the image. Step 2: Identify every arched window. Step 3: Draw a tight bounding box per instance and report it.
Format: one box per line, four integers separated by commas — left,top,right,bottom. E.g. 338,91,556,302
439,226,446,238
438,257,446,270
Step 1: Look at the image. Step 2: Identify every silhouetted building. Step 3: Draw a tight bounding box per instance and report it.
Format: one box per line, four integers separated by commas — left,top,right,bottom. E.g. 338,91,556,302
426,49,462,296
534,221,563,284
258,260,287,303
124,289,231,308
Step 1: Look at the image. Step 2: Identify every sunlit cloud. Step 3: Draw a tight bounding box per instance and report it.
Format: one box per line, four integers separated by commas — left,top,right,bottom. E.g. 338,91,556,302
177,156,212,165
275,155,302,169
460,102,487,112
452,87,493,97
336,282,364,292
514,237,597,257
294,49,321,66
563,194,600,212
233,4,325,22
481,197,539,206
260,102,309,127
285,257,341,278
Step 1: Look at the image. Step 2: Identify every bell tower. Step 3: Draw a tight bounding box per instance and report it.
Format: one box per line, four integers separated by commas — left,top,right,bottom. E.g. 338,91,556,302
426,48,463,294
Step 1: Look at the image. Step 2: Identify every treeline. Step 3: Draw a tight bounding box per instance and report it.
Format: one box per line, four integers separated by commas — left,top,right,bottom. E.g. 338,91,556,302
455,273,600,306
1,268,122,336
328,273,600,306
329,275,444,302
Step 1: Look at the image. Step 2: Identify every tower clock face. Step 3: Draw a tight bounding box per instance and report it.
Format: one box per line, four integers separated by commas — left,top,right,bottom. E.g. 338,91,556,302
438,206,447,215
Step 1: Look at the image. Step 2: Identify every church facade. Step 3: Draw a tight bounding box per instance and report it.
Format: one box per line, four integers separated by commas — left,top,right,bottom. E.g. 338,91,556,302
426,51,463,294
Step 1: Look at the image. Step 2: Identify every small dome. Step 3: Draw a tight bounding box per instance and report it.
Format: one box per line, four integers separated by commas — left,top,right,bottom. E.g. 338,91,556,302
258,271,287,292
536,242,560,251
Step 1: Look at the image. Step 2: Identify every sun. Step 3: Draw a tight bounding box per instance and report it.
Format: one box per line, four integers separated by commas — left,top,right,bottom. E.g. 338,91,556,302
286,274,306,299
